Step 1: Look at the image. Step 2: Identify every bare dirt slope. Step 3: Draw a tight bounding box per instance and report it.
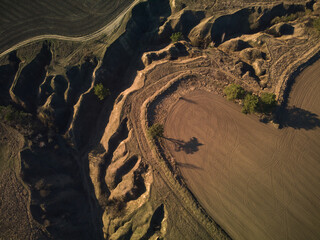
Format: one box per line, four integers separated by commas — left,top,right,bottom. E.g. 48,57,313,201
0,124,47,239
164,60,320,240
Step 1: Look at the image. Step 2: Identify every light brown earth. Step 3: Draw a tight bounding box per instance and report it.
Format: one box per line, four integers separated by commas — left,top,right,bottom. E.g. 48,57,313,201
164,60,320,240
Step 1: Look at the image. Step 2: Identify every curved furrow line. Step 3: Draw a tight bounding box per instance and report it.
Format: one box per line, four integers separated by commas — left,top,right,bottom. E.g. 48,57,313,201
0,0,141,58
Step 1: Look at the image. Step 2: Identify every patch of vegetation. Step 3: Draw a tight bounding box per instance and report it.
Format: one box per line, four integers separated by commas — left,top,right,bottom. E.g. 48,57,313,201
224,84,277,115
241,92,277,114
0,105,30,124
0,105,42,135
224,84,246,101
170,32,183,43
94,83,110,100
313,17,320,32
106,199,127,217
259,92,277,113
0,145,7,173
242,93,259,114
148,123,164,140
271,12,304,25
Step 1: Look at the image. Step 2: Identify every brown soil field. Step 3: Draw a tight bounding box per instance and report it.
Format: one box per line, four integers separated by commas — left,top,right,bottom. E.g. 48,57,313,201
164,60,320,240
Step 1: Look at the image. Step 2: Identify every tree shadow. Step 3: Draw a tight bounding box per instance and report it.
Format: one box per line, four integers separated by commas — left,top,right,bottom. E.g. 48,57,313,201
280,106,320,130
164,137,203,154
179,97,197,104
176,162,202,170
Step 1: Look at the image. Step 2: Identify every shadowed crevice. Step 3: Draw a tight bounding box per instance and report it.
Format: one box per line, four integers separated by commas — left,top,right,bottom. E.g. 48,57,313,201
98,118,129,198
141,204,165,240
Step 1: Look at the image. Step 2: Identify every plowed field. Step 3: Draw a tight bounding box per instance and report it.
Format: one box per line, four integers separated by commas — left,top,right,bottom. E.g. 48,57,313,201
164,60,320,240
0,0,135,53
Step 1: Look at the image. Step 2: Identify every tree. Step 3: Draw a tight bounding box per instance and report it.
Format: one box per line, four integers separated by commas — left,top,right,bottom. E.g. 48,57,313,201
148,123,164,140
94,83,110,100
259,92,277,113
242,93,259,114
170,32,183,43
224,84,246,101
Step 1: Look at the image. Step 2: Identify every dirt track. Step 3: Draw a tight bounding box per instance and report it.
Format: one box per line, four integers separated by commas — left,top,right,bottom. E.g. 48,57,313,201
164,60,320,240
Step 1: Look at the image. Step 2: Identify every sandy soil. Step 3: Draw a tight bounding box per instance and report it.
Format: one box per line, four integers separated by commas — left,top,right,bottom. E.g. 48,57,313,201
164,60,320,240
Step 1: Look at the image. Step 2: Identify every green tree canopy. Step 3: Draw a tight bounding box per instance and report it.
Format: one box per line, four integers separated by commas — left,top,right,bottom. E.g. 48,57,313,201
148,123,164,140
259,92,277,113
224,84,246,101
170,32,183,43
242,93,259,114
94,83,110,100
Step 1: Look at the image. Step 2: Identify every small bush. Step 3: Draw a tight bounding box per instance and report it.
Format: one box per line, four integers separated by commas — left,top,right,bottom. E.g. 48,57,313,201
259,92,277,113
0,105,30,124
271,12,303,25
224,84,246,101
170,32,183,43
94,83,110,100
242,93,259,114
313,17,320,32
148,123,164,140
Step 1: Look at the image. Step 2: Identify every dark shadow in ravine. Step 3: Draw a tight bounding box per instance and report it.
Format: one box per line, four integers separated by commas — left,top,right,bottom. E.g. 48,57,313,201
280,106,320,130
164,137,203,154
176,162,202,170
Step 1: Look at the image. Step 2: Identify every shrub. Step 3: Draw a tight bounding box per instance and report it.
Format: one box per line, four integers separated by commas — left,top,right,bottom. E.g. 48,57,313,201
0,105,29,124
170,32,183,42
271,12,303,25
313,17,320,32
148,123,164,139
242,93,259,114
259,92,277,113
94,83,110,100
224,84,246,101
